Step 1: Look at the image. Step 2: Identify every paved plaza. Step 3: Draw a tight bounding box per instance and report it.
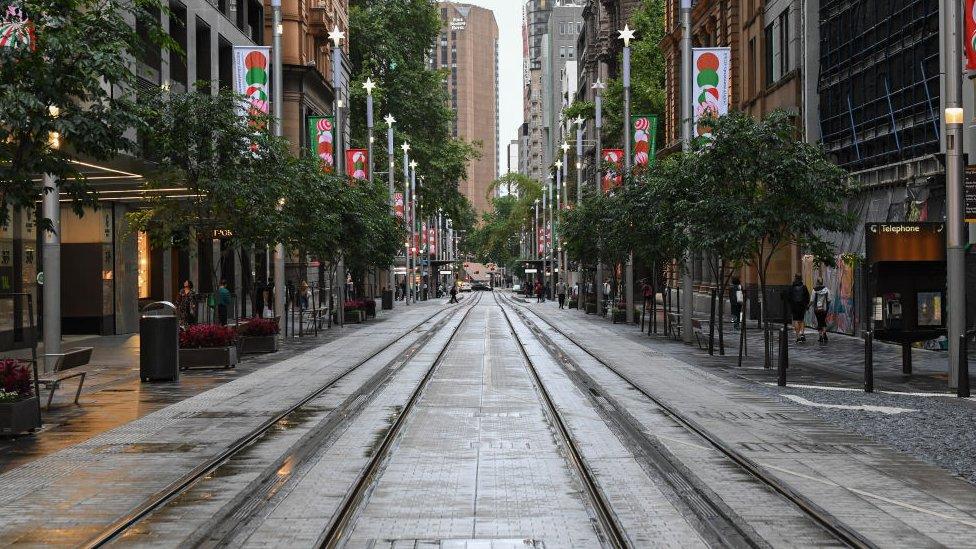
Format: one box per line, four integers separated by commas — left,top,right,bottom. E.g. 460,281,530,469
2,292,976,547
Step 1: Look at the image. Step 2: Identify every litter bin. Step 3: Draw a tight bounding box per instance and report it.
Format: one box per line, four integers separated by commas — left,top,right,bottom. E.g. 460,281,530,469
140,301,179,382
382,289,394,310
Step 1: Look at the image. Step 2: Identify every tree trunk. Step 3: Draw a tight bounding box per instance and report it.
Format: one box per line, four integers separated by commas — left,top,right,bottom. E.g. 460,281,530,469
708,288,716,355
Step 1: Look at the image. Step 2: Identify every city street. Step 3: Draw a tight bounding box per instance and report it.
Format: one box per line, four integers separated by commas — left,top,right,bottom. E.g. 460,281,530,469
3,292,976,547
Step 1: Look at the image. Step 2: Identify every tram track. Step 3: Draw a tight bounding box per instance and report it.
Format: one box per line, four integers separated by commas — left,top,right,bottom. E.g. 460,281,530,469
83,297,474,549
499,292,876,549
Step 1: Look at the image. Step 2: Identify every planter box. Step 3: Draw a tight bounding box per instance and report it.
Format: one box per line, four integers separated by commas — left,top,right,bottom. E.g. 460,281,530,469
0,397,41,434
611,310,626,323
345,310,363,324
180,346,238,369
568,301,578,309
585,303,597,315
240,335,278,354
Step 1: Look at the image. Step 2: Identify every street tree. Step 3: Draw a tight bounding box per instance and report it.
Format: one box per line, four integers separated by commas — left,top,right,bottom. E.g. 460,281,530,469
0,0,172,228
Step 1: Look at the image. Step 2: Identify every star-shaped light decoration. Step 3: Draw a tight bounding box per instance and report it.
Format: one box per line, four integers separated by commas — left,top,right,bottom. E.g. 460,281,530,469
561,142,570,153
592,78,606,91
554,159,563,169
401,142,410,152
362,78,376,96
384,114,396,126
618,25,636,47
328,25,345,47
574,115,585,127
409,160,418,169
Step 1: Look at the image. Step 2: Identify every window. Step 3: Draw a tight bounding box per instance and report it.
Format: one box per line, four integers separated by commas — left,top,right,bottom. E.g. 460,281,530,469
567,46,574,59
747,37,756,98
778,9,790,76
559,45,566,58
764,23,773,88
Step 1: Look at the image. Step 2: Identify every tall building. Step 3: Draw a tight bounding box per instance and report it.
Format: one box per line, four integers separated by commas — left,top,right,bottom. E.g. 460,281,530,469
523,0,552,183
434,3,500,216
542,1,583,171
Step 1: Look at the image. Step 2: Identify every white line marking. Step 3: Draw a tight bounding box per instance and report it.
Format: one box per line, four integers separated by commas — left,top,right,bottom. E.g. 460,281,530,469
759,462,976,529
763,382,976,400
782,394,917,415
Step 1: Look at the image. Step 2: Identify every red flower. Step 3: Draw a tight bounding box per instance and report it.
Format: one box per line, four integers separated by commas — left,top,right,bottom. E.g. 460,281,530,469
0,358,32,397
237,318,280,337
180,324,238,349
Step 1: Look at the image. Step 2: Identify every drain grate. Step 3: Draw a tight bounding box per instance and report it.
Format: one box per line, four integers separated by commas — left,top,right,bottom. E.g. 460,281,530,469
738,442,869,455
693,410,793,422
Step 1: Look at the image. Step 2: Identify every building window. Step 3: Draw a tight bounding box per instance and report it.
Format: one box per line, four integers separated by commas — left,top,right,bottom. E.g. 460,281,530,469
748,37,756,98
764,23,774,88
559,45,566,58
778,9,790,76
567,45,574,59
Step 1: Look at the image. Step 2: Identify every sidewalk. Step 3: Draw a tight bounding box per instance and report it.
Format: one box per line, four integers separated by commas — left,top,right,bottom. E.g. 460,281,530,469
0,299,431,474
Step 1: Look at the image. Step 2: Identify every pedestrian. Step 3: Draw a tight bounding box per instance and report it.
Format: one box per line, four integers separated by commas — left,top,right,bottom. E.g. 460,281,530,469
642,281,653,307
812,279,831,343
216,279,232,325
729,276,743,330
176,280,197,327
788,274,811,343
556,280,567,309
535,280,543,303
299,280,312,310
449,283,459,304
262,283,274,318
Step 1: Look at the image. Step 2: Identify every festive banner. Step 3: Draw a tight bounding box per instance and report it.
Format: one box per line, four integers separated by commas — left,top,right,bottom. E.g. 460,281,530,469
537,227,544,255
692,48,731,138
601,149,624,193
394,192,404,219
307,116,335,173
967,0,976,72
0,5,36,51
428,227,436,256
233,47,271,120
346,149,368,180
631,115,658,169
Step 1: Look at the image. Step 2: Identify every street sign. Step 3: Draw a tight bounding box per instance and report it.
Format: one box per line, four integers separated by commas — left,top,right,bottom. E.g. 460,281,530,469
524,268,538,274
439,270,452,275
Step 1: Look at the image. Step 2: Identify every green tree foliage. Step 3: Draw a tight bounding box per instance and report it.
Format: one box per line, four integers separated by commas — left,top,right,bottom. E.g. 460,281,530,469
0,0,172,228
347,0,478,234
469,173,542,274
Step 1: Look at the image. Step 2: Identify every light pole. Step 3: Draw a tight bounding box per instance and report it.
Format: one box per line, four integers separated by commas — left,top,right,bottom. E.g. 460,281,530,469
555,159,563,286
410,159,418,304
621,25,636,324
545,174,552,298
402,142,410,305
944,2,967,390
680,0,694,343
575,116,584,309
272,0,286,336
329,25,346,326
593,78,606,314
385,115,395,209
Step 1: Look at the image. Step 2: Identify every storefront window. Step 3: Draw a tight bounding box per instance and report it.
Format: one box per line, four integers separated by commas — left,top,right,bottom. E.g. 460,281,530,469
137,231,150,299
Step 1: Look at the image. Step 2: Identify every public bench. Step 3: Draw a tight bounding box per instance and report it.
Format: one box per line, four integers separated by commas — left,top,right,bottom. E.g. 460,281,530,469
37,347,92,409
691,319,710,349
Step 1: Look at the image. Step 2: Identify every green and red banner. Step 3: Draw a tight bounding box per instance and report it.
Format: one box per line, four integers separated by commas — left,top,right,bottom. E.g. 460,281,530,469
0,5,36,52
308,116,335,173
346,149,368,180
631,115,658,169
233,47,271,120
601,149,624,193
692,48,731,138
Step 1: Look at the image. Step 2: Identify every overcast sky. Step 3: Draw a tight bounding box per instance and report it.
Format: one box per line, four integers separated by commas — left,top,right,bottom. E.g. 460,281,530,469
455,0,522,174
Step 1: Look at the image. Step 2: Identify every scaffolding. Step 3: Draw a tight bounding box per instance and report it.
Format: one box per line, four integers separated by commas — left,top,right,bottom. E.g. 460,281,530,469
818,0,940,171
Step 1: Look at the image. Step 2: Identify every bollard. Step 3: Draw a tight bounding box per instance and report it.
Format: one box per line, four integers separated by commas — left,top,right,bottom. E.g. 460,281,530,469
959,333,970,398
778,326,788,386
864,330,874,393
902,342,912,375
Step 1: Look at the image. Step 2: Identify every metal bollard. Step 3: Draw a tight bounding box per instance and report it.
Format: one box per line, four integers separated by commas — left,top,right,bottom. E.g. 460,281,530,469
778,326,788,387
864,330,874,393
959,333,970,398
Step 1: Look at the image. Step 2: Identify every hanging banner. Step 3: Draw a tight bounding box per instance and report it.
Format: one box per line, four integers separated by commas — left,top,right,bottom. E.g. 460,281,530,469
0,5,36,52
631,115,658,169
233,47,271,120
692,48,731,138
537,227,544,255
428,227,436,256
346,149,368,180
394,192,404,219
601,149,624,193
967,0,976,72
307,116,335,172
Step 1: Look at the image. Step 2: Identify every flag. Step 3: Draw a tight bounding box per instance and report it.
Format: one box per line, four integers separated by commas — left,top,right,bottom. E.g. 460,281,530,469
692,48,731,138
346,149,368,180
394,193,404,219
233,47,271,119
631,115,658,169
308,116,335,172
601,149,624,193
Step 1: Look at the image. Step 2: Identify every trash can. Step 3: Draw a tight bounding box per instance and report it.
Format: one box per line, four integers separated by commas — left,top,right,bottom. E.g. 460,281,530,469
140,301,179,382
382,289,394,310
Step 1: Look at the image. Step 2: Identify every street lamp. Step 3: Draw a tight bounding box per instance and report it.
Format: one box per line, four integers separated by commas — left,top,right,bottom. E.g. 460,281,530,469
385,114,395,210
680,0,694,343
554,159,563,287
271,0,286,336
363,78,376,181
410,159,418,304
621,24,636,323
402,142,410,305
593,78,606,313
329,24,347,325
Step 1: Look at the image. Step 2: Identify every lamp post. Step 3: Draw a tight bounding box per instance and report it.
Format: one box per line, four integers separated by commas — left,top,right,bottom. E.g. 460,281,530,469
944,0,967,389
555,159,563,286
593,78,606,314
621,25,636,324
271,1,286,336
41,109,62,367
385,115,395,209
329,25,346,326
363,78,376,182
545,174,551,297
410,160,418,304
680,0,694,343
402,142,410,305
575,116,584,309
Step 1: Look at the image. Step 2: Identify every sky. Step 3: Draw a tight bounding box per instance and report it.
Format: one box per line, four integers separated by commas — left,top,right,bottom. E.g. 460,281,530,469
454,0,523,175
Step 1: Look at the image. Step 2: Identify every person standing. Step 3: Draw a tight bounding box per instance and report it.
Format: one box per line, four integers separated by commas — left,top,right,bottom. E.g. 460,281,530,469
812,279,831,343
788,274,811,343
729,276,744,330
556,280,567,309
535,280,544,303
176,280,197,327
217,279,232,325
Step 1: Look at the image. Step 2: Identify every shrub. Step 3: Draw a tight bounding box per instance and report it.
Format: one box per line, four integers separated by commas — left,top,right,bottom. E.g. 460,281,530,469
180,324,237,349
237,318,280,337
0,359,32,399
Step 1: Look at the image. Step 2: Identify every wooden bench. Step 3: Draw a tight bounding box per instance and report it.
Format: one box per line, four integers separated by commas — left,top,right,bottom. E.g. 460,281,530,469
37,347,92,409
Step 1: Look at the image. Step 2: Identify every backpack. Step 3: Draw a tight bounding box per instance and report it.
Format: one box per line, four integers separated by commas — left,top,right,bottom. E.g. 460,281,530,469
790,284,806,304
815,291,829,312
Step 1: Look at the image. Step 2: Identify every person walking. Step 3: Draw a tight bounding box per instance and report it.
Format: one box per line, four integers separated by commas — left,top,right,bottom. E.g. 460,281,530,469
535,280,544,303
556,281,567,309
788,274,811,343
449,282,459,304
812,279,831,343
216,279,232,325
176,280,197,327
729,276,744,330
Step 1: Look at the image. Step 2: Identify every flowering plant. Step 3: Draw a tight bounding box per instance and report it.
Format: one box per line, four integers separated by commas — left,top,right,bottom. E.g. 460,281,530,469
237,317,279,337
179,324,238,349
0,358,32,400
